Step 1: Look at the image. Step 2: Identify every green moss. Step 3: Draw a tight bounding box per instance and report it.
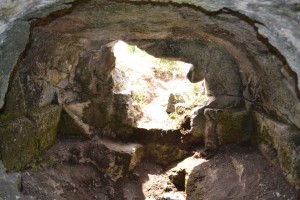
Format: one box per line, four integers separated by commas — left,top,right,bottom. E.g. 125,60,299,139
294,162,300,186
218,111,250,144
0,112,21,123
278,148,292,172
254,125,274,146
0,105,61,171
109,115,133,138
251,113,274,146
0,118,36,170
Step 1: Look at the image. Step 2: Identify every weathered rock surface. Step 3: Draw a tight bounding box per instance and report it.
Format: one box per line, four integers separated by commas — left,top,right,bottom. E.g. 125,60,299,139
0,105,61,171
190,108,252,152
0,20,30,110
143,40,242,97
129,0,300,91
147,143,190,166
254,112,300,188
0,161,34,200
0,0,300,193
37,138,145,181
0,0,76,109
186,145,299,200
0,0,299,130
59,103,92,137
21,138,128,199
168,156,206,192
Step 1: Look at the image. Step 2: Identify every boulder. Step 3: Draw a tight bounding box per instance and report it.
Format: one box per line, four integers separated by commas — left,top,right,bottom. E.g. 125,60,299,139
83,139,145,181
0,161,34,199
166,93,185,114
147,143,190,166
0,105,61,171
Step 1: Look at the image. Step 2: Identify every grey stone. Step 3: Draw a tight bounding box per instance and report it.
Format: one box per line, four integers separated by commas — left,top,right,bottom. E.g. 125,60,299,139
0,20,30,109
0,0,77,110
162,192,185,200
0,161,34,199
129,0,300,91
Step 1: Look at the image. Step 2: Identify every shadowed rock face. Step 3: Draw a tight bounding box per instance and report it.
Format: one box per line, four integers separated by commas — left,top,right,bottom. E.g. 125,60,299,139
137,40,242,97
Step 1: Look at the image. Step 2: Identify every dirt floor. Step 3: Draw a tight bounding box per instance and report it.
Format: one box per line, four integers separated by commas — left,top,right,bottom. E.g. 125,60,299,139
21,137,299,200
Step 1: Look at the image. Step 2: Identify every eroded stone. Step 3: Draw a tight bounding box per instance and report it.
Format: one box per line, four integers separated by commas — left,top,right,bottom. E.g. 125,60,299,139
0,105,61,171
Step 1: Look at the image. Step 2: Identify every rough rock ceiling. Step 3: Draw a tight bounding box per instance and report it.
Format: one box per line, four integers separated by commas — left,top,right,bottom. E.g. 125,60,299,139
0,0,299,127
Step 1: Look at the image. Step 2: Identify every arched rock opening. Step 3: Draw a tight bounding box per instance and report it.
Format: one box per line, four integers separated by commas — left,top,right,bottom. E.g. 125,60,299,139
0,0,300,197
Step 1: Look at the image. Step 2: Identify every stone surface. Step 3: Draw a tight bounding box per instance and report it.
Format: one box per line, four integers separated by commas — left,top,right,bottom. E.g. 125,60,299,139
0,0,75,110
214,109,253,145
0,105,61,171
0,161,34,199
190,107,252,153
147,143,190,166
59,103,92,137
29,138,145,181
87,139,145,181
253,112,300,188
0,20,30,109
0,0,299,131
0,0,300,192
129,0,300,91
141,40,243,98
21,138,126,199
186,145,299,200
166,93,185,114
168,156,207,192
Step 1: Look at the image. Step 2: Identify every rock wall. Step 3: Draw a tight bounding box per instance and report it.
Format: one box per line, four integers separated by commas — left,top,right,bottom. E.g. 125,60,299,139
0,0,300,188
0,105,61,171
1,0,299,126
253,112,300,188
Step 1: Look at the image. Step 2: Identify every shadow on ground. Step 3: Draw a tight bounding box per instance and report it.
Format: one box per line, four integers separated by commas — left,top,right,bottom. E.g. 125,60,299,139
186,144,299,200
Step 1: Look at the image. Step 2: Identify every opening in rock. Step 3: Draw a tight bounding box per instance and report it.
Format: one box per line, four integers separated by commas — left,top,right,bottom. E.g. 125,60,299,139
169,169,187,191
113,41,207,130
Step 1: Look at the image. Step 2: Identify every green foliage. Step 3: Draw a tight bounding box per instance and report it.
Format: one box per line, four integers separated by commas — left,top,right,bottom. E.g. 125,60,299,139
128,45,137,54
167,82,207,127
131,90,147,105
169,112,177,120
154,59,184,80
131,89,150,122
183,82,207,109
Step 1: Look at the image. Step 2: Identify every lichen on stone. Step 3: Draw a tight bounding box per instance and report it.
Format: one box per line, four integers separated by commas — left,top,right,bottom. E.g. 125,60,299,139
0,105,61,171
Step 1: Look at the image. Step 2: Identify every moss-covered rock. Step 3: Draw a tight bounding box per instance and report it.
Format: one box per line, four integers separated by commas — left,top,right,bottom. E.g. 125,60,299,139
253,112,300,189
147,143,190,166
84,139,145,181
0,105,61,171
215,109,253,145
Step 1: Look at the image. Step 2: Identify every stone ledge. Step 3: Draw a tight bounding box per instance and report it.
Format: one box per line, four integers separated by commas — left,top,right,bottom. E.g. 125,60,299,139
253,112,300,189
